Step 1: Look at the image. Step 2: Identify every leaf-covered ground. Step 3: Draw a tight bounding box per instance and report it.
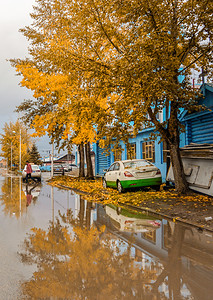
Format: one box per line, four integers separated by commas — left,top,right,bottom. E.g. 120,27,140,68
49,176,213,231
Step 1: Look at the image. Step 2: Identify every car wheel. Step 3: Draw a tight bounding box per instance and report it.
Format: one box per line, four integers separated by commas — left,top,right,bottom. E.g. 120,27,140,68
153,185,160,191
116,206,122,215
102,178,107,188
117,180,124,193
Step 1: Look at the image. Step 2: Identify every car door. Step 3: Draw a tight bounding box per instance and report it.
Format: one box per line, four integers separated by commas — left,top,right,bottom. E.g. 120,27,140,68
111,162,120,186
105,163,116,187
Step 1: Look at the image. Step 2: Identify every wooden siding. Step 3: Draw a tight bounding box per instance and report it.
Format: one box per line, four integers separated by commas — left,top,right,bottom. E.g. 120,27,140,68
95,143,110,176
189,112,213,144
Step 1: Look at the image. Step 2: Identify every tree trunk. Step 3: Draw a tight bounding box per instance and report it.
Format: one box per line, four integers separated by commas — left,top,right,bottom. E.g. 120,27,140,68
79,196,85,228
86,201,92,229
168,224,185,299
167,100,189,194
78,143,85,178
85,142,94,179
148,104,189,194
170,143,189,194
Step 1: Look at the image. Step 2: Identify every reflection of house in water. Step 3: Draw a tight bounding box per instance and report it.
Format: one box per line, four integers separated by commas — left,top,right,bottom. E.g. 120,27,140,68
95,204,213,300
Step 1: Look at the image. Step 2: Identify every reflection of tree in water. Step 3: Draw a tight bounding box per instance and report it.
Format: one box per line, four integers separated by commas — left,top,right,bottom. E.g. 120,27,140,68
20,196,193,300
0,177,27,218
60,196,95,230
20,215,159,300
153,223,194,300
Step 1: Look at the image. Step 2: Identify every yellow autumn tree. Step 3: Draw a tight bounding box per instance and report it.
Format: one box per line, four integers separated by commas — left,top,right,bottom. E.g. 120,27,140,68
0,120,32,170
20,218,158,299
0,177,27,218
14,62,108,177
11,0,213,193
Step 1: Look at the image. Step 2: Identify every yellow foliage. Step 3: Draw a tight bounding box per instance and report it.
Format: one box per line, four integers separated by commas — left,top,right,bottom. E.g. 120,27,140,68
21,215,157,299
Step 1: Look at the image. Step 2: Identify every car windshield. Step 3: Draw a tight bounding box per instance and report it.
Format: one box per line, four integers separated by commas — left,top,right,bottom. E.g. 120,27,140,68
123,160,152,170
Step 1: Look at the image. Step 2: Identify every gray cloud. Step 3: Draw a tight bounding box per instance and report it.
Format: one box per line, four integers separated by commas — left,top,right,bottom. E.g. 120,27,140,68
0,0,52,152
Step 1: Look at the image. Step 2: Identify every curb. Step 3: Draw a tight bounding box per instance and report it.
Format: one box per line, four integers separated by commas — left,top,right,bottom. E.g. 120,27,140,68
51,182,213,233
118,202,213,233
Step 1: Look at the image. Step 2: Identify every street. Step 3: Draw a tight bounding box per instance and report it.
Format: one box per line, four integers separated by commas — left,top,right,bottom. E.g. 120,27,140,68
0,172,213,299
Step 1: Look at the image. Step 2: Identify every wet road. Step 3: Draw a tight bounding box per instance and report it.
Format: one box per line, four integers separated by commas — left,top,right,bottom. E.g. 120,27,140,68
0,174,213,300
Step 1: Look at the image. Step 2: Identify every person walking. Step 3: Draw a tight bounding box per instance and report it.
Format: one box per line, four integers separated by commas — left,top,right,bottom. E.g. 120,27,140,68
26,161,36,183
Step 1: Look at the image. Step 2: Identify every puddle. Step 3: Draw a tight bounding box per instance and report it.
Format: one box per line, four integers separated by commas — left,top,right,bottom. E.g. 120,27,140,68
0,176,213,299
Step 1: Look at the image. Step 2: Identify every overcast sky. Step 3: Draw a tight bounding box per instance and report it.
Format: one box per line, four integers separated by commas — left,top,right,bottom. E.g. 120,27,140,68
0,0,53,155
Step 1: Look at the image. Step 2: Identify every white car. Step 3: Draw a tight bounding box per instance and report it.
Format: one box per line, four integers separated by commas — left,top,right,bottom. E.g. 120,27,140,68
22,164,42,182
102,159,162,193
68,164,78,171
62,163,78,172
105,204,161,232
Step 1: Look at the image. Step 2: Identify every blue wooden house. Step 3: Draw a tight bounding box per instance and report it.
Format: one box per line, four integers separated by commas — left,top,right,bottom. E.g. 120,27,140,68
93,83,213,182
168,83,213,195
179,83,213,146
93,110,168,181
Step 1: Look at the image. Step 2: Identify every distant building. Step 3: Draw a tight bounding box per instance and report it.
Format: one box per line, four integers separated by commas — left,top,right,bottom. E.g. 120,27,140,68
41,153,75,165
54,153,75,164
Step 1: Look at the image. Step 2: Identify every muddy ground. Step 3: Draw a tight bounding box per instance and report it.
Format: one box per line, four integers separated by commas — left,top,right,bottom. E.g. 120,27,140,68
125,190,213,231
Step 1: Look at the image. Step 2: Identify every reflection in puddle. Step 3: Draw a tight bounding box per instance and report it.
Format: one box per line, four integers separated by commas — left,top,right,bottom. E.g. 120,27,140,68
20,220,154,299
105,203,161,232
20,199,213,300
0,176,213,299
0,176,41,217
23,183,41,207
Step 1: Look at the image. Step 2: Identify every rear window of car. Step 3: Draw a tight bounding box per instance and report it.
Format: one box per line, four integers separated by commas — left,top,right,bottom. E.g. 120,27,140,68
123,160,152,169
32,165,40,170
24,164,39,170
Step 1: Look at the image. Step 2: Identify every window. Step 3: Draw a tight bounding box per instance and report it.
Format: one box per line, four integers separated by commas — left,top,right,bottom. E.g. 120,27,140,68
114,162,120,171
123,160,151,169
108,164,115,171
114,148,122,161
163,224,172,249
142,230,156,243
142,141,155,162
127,143,136,160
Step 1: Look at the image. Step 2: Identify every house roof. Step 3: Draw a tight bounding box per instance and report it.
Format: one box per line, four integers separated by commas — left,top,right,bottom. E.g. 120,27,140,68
56,153,75,161
201,83,213,93
207,83,213,88
180,83,213,121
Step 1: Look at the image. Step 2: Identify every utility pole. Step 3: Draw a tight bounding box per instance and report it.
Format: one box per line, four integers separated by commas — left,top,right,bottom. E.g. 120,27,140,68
51,142,54,178
11,142,12,171
19,128,22,172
